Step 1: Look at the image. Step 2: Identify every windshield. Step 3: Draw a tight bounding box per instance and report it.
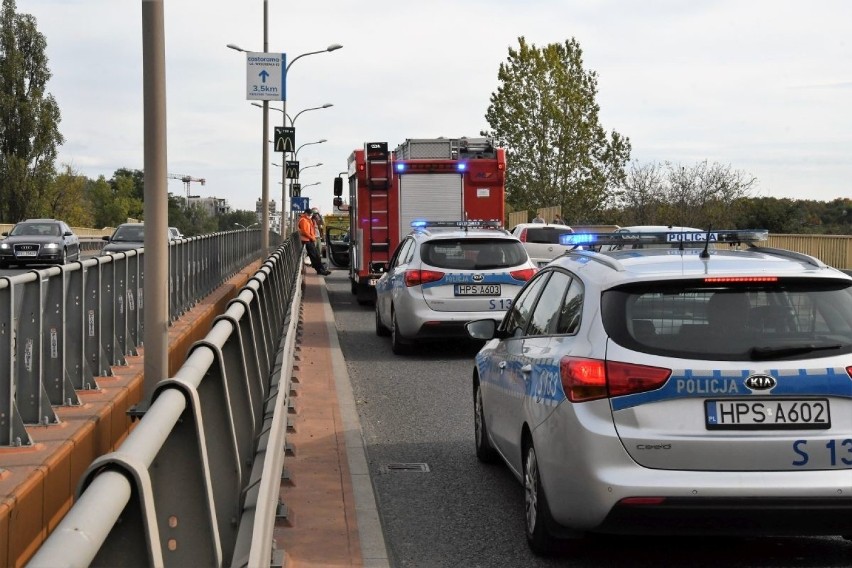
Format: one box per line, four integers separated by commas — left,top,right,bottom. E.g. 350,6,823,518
522,227,574,244
601,279,852,361
10,223,60,237
112,225,145,241
421,239,528,270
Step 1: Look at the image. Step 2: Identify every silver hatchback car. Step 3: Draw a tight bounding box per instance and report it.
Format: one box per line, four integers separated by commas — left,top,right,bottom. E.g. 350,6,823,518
467,229,852,553
375,221,537,354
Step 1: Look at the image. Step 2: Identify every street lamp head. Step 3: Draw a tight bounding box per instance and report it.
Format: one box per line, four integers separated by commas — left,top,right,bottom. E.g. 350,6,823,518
318,139,328,144
321,103,333,109
327,44,343,52
226,43,246,52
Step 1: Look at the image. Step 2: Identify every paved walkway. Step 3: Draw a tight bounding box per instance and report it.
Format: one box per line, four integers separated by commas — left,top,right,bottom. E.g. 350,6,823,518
274,271,389,568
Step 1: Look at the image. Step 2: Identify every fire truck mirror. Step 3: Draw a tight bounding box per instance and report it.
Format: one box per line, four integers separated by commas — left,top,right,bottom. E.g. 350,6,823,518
334,177,343,196
333,197,343,207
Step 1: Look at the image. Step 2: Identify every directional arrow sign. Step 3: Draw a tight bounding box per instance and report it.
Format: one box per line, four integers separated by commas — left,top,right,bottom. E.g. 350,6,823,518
291,196,309,212
245,52,286,101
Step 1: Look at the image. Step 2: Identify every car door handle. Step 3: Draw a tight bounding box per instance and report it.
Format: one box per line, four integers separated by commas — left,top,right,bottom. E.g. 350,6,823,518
521,364,532,375
498,361,507,370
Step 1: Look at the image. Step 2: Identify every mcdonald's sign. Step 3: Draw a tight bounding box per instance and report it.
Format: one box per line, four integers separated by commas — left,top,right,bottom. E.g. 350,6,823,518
286,160,299,179
274,127,295,153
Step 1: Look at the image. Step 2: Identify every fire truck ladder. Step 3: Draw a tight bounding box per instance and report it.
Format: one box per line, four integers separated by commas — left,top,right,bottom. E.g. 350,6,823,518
366,152,391,264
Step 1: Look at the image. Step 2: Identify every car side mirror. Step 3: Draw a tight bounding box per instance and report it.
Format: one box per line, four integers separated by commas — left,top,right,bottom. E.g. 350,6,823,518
466,319,497,340
102,235,110,241
64,231,73,237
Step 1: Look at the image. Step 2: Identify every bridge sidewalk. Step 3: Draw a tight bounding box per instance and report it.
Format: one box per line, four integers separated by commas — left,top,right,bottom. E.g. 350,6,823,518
274,270,389,568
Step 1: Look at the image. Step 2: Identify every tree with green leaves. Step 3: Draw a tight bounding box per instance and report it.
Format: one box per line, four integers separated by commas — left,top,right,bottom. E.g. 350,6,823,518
45,164,93,226
483,37,631,223
0,0,63,222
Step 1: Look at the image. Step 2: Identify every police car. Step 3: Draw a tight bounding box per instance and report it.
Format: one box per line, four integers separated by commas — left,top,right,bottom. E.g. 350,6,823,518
375,221,537,354
466,228,852,553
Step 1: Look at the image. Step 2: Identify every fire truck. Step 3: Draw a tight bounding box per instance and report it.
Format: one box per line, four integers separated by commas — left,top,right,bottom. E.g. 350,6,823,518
335,137,506,304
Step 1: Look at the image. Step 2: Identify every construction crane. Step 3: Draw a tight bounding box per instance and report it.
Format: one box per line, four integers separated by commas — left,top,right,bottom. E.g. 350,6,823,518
167,173,206,201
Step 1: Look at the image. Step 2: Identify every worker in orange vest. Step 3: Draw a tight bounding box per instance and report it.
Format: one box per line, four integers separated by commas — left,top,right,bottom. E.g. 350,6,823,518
298,209,331,275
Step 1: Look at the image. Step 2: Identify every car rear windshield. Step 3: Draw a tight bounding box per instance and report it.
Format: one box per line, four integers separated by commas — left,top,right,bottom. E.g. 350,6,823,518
523,228,573,244
421,239,529,270
601,279,852,361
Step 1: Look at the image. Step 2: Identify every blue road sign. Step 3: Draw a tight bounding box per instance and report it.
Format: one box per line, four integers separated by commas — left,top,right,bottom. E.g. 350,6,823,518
292,196,310,212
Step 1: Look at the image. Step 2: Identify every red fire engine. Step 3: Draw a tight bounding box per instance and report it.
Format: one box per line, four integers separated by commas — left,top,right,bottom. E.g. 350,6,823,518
335,137,506,303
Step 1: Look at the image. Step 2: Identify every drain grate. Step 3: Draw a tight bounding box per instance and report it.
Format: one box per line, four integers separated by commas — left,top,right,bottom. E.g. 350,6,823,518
382,462,430,473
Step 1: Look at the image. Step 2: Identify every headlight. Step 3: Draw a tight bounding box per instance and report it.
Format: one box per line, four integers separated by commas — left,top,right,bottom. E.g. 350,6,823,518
0,243,9,250
44,243,59,250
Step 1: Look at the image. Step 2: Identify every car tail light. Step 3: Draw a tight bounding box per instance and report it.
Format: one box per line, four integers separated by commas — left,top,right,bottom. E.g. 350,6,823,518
518,228,528,242
560,357,671,402
606,361,672,398
704,276,778,283
404,269,444,287
510,268,537,281
560,357,607,402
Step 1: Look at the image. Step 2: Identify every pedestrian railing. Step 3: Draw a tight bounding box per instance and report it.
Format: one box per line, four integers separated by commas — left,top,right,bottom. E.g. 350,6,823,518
0,230,265,447
27,235,303,568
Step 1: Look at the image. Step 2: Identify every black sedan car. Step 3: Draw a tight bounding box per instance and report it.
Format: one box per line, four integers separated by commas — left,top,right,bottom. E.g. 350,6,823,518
0,219,81,268
101,222,145,253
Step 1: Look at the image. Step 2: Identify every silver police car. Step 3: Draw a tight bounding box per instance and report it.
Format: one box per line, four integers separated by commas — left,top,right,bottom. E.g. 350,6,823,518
375,221,537,354
466,229,852,553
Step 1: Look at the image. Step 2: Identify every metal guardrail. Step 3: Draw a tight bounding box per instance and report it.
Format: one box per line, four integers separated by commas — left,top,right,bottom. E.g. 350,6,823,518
27,235,303,567
0,230,265,447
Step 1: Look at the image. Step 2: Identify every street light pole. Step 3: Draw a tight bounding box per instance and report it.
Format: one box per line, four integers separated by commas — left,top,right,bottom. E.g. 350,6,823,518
291,139,326,211
281,44,341,231
226,1,271,250
252,102,333,233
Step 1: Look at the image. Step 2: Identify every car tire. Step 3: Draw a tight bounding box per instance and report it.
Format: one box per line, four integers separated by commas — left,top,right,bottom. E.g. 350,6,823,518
375,303,390,337
0,261,7,270
474,379,498,463
57,248,67,265
524,439,557,556
390,310,410,355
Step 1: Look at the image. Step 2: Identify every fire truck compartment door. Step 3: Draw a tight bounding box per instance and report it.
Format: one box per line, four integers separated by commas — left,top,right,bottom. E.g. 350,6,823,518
398,173,463,232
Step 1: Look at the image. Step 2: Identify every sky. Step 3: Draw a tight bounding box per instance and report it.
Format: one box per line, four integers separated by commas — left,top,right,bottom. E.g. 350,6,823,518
23,0,852,218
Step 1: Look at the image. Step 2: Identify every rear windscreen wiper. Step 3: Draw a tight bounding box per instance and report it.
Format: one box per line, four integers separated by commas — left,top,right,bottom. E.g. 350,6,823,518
749,343,842,359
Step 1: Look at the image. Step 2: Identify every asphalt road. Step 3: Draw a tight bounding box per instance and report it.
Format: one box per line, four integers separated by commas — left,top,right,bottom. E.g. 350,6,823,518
324,270,852,568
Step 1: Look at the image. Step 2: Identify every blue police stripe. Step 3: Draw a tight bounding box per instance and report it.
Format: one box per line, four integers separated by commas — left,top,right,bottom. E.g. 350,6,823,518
611,367,852,411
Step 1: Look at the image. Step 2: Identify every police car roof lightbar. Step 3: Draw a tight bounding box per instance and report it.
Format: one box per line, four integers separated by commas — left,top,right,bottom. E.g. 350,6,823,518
411,220,502,229
559,229,769,247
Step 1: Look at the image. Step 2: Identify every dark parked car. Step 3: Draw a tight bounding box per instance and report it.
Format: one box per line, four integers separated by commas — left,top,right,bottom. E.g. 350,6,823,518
101,222,146,254
0,218,81,268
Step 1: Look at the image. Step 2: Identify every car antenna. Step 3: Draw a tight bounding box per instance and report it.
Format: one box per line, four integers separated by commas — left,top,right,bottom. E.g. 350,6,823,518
700,225,712,259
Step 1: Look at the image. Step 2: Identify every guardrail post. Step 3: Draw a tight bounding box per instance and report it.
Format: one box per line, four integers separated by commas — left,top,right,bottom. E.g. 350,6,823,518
66,260,98,391
100,256,123,367
0,276,32,446
44,267,80,406
17,271,57,426
85,256,112,377
148,378,223,567
75,455,164,568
